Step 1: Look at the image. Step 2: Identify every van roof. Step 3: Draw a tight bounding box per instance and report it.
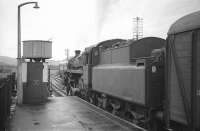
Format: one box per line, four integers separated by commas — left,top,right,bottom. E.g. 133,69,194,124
168,10,200,35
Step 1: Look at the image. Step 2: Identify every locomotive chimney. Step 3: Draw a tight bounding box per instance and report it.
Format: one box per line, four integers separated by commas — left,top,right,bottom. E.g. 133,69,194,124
75,50,81,57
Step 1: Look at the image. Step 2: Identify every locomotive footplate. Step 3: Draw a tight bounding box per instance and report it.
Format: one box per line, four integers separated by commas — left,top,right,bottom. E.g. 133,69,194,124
7,96,144,131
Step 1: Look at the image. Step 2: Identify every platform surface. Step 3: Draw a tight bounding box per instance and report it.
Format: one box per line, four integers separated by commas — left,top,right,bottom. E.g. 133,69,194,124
7,96,139,131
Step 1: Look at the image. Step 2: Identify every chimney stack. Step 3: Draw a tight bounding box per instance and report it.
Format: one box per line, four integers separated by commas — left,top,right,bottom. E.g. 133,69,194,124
75,50,81,56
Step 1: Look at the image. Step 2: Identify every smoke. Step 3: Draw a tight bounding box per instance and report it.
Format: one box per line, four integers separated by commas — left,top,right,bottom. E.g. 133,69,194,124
96,0,145,41
96,0,120,39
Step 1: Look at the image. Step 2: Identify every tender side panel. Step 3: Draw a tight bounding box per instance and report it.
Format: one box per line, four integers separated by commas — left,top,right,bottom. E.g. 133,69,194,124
100,50,112,64
168,32,192,125
92,64,146,105
111,46,130,64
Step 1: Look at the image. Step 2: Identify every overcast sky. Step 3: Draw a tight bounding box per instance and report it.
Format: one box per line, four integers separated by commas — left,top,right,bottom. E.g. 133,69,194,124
0,0,200,60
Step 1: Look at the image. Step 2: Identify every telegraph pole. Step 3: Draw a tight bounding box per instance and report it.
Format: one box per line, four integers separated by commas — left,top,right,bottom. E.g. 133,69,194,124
133,17,143,40
65,48,69,61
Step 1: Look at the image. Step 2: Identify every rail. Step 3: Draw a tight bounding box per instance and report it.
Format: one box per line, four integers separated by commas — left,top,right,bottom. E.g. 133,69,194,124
50,74,68,97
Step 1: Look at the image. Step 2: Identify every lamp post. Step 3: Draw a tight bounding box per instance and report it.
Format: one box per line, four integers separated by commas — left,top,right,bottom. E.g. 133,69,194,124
17,2,39,104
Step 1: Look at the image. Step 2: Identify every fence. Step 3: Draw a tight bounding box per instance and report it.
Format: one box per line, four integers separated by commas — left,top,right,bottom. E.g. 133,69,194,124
0,73,15,130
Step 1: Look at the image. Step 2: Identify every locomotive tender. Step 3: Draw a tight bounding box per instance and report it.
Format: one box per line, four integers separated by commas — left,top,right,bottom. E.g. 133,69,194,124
64,11,200,131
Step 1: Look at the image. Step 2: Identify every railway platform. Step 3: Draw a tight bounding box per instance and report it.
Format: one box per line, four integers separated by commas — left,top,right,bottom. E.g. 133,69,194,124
7,96,143,131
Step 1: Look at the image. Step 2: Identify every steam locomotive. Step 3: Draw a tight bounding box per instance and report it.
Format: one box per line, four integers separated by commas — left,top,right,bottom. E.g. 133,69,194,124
63,11,200,131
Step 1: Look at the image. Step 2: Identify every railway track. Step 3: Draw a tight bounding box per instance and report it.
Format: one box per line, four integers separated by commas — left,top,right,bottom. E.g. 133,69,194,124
50,74,67,97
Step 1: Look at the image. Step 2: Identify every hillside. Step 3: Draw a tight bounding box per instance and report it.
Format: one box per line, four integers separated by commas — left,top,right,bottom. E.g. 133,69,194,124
0,56,17,66
0,56,16,78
